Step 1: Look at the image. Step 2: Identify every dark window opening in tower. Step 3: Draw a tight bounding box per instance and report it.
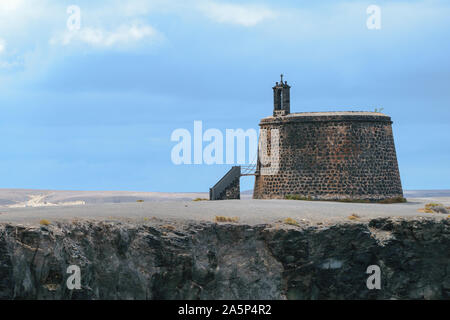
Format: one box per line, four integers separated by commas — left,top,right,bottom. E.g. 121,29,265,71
280,91,283,110
276,89,282,110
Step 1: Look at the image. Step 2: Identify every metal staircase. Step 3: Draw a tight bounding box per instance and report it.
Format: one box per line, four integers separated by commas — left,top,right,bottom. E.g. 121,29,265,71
209,166,241,200
209,164,258,200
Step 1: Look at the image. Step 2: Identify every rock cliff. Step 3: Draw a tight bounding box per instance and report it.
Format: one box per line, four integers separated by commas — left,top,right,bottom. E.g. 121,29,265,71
0,217,448,299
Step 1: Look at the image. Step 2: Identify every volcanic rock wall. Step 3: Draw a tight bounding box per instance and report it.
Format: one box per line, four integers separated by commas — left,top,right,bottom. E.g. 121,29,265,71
0,217,448,300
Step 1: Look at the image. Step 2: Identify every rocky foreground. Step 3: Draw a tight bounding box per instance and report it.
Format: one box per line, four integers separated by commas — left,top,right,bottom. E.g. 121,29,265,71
0,216,448,300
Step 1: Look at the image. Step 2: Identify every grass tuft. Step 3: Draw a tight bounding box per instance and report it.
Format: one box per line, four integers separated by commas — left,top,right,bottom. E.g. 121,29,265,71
193,198,208,202
377,197,407,204
285,194,313,201
284,194,406,204
417,208,433,213
419,202,449,214
40,219,51,226
215,216,239,223
348,213,360,221
338,198,371,203
283,217,299,226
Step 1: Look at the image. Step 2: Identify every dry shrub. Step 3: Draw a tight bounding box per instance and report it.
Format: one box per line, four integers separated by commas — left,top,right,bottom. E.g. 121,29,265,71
283,217,299,226
161,224,176,231
419,203,449,214
377,197,407,204
285,195,406,204
285,195,313,201
40,219,51,226
215,216,239,223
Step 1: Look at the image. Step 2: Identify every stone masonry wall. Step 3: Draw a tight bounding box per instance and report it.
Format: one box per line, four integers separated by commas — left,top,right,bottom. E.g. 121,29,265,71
253,114,403,200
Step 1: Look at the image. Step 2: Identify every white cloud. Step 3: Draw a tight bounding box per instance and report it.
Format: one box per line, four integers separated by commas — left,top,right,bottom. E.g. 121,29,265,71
0,38,16,69
0,0,56,32
197,1,277,27
50,23,161,48
0,39,5,54
0,0,24,12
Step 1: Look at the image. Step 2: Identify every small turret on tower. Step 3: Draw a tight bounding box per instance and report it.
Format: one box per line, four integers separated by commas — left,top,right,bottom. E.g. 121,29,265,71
273,74,290,117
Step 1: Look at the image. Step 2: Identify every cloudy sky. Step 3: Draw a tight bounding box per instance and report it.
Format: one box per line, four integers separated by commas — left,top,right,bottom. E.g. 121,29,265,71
0,0,449,192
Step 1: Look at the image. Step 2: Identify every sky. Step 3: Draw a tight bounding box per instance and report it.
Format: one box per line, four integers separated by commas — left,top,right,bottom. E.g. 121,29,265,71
0,0,449,192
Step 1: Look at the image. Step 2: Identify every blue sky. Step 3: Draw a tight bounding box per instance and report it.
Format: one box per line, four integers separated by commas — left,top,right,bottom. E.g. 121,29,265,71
0,0,449,192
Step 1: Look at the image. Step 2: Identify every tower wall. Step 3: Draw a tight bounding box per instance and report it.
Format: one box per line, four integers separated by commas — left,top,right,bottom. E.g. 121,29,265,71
253,113,403,201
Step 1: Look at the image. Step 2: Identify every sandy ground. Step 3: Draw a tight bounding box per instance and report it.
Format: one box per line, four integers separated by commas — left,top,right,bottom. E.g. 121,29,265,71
0,191,448,226
0,188,448,208
0,189,212,207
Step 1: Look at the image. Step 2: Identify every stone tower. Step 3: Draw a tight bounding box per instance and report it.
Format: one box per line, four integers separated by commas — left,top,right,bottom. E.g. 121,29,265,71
253,76,404,201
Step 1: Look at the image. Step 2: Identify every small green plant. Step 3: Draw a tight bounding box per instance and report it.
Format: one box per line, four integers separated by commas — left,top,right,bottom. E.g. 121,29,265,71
339,198,371,203
285,195,406,204
40,219,51,226
193,198,208,202
283,217,299,226
377,197,407,204
285,194,313,201
374,107,384,113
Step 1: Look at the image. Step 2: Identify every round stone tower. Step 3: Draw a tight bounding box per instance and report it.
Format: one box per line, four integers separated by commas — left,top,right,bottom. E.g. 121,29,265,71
253,76,403,201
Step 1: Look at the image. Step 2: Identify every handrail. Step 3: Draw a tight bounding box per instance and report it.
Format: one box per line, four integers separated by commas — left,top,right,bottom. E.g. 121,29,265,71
241,163,257,176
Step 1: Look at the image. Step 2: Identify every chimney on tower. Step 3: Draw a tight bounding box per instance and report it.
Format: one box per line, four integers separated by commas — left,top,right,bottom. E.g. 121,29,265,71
273,74,290,117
